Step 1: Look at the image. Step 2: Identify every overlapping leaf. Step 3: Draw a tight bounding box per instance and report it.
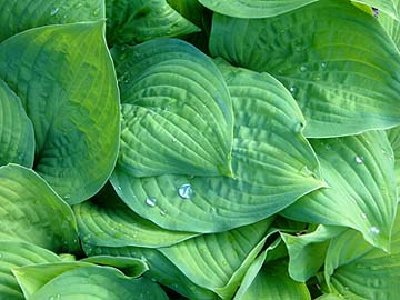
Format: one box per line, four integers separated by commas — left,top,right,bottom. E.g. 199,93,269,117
0,0,104,42
198,0,318,19
282,131,397,251
0,80,34,167
0,22,120,204
0,164,79,252
106,0,199,45
111,60,324,233
210,0,400,138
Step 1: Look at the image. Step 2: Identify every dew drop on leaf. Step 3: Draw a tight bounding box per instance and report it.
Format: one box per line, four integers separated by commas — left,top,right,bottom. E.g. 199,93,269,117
320,62,327,69
178,183,192,200
361,212,367,219
355,156,363,164
145,197,157,207
300,65,307,72
50,8,59,16
369,226,380,235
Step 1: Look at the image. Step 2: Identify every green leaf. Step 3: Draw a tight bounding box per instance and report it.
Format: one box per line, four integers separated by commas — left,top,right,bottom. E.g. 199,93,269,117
0,164,79,252
0,0,105,42
167,0,205,27
30,266,169,300
388,127,400,187
281,226,345,282
106,0,199,45
324,207,400,299
81,256,148,278
210,0,400,138
0,241,60,300
111,60,324,233
73,188,197,248
353,0,399,19
282,131,397,251
198,0,318,19
112,38,233,178
379,1,400,48
0,79,34,167
13,261,95,299
160,219,272,299
0,22,120,204
83,246,218,299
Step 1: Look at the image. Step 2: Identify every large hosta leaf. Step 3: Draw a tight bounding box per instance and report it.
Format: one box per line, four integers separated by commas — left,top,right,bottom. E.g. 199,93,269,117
0,80,34,167
0,164,79,252
111,61,324,233
198,0,318,19
282,131,397,251
0,22,120,204
113,38,233,178
73,185,197,248
0,241,60,300
388,127,400,187
30,266,169,300
324,208,400,299
106,0,199,45
210,0,400,138
160,219,271,299
0,0,104,42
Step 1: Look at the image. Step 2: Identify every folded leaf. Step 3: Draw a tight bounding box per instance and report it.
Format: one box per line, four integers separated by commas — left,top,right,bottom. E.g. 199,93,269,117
282,131,397,251
0,241,60,300
198,0,318,18
0,22,120,204
0,79,34,167
0,164,79,252
81,256,148,278
0,0,104,42
106,0,199,45
30,266,169,300
210,0,400,138
111,61,324,233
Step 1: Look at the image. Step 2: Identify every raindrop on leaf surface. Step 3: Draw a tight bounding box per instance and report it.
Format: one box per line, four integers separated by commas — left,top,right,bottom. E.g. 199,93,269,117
178,183,192,200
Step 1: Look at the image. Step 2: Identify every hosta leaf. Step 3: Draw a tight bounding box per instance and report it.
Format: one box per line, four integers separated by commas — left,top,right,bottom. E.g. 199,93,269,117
0,164,79,252
106,0,199,45
30,266,169,300
167,0,205,27
0,0,104,42
210,0,400,138
113,38,233,178
324,208,400,299
81,256,148,278
281,225,345,282
282,131,397,251
0,79,34,167
0,22,120,204
73,187,197,248
84,246,218,299
379,1,400,47
0,241,61,300
198,0,318,19
13,261,95,299
353,0,398,20
388,127,400,187
160,219,271,299
111,61,324,233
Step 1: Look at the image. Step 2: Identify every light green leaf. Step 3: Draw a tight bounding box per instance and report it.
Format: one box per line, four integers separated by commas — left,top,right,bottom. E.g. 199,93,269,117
106,0,199,45
13,261,95,299
353,0,398,20
316,294,344,300
30,266,169,300
112,38,233,178
379,1,400,48
0,0,105,42
0,164,79,252
0,241,60,300
111,60,324,233
83,246,218,299
324,208,400,299
0,79,34,167
281,225,345,282
198,0,318,19
81,256,148,278
388,127,400,187
282,131,397,251
73,186,198,248
160,219,272,299
0,22,120,204
210,0,400,138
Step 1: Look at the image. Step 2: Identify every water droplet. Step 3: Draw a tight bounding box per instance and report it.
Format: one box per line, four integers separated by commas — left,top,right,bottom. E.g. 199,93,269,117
355,156,363,164
289,86,298,97
178,183,192,200
295,121,306,132
56,293,61,300
361,212,368,219
300,65,307,72
160,209,167,216
320,62,327,69
172,137,177,142
50,8,59,16
145,198,157,207
370,226,380,235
